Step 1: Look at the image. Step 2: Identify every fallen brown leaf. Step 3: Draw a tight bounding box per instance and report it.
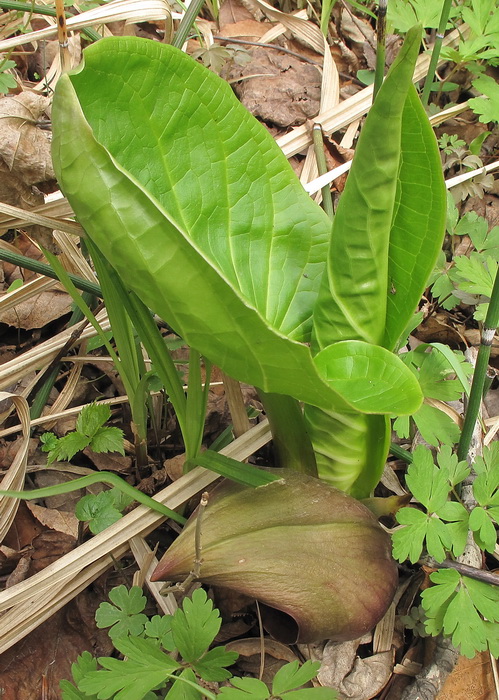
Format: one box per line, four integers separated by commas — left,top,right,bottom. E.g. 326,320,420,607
312,637,394,700
229,47,321,127
0,588,113,700
26,502,79,539
219,18,269,39
0,91,56,226
436,653,498,700
1,289,72,330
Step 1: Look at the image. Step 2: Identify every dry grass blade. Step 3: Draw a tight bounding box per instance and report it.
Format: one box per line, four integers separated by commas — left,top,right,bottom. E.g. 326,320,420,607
0,420,272,653
0,392,30,541
259,8,307,43
53,230,99,283
254,0,325,54
0,201,82,237
446,160,499,189
130,536,178,614
0,0,172,51
0,196,74,230
40,348,85,431
304,106,488,195
0,276,58,314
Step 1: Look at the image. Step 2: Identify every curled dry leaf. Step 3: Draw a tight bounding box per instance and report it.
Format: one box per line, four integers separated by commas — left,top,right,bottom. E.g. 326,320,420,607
152,470,398,643
1,289,72,330
313,638,394,700
25,503,79,539
0,92,55,216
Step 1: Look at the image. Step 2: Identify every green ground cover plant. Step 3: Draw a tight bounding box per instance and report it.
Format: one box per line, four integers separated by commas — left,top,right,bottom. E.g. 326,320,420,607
61,586,337,700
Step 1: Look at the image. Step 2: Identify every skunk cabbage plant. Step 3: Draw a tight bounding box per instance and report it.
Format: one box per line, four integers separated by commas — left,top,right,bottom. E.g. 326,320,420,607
51,25,446,498
51,24,446,643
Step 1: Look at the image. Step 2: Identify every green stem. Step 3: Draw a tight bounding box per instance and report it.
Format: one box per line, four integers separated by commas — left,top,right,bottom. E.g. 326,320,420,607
0,471,187,524
373,0,387,100
389,442,413,463
172,0,206,49
0,0,101,41
258,391,318,476
0,248,102,297
457,265,499,461
421,0,453,105
312,124,334,220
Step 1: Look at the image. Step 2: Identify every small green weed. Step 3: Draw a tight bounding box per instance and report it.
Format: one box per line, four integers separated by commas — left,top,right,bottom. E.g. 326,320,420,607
40,403,124,465
41,402,127,533
0,57,17,94
61,586,337,700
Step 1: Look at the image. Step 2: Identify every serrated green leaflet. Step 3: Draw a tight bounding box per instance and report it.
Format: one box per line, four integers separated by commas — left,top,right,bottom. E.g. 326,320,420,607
421,569,499,658
405,446,450,510
77,403,111,437
78,637,180,699
192,646,238,682
272,660,321,694
170,589,220,663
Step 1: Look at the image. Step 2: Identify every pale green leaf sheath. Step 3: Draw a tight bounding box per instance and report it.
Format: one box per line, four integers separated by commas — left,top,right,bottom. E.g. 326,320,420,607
52,37,421,419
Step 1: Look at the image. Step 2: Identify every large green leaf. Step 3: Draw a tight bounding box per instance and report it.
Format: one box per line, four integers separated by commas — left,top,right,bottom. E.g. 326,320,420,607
58,37,329,344
52,37,422,417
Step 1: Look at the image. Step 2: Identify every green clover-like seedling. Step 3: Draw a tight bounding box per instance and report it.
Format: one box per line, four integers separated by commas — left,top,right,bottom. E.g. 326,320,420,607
0,60,18,94
219,660,337,700
95,585,148,641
